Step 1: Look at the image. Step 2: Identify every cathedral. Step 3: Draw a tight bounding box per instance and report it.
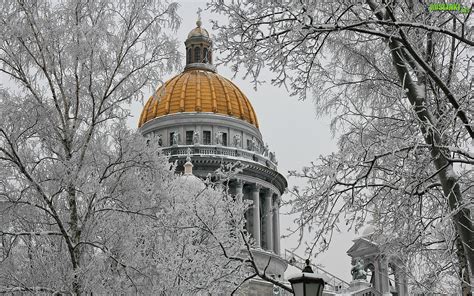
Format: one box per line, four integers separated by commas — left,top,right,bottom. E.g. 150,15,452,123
138,20,412,296
138,20,288,295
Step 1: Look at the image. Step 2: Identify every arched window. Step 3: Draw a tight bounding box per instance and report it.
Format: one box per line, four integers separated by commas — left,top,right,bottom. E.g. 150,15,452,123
194,46,201,63
187,48,191,64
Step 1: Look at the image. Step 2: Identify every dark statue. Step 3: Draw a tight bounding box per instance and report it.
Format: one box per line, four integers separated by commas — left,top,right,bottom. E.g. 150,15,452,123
351,258,367,280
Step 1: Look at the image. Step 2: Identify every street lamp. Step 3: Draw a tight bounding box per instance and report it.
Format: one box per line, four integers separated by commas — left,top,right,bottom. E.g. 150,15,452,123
288,259,325,296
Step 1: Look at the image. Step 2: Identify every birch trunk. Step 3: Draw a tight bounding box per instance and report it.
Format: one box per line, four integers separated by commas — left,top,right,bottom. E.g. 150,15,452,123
389,37,473,286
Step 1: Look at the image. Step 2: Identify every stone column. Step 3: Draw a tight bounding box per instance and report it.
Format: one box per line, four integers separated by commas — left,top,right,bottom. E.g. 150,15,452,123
228,182,235,196
374,256,381,292
235,180,243,202
394,267,403,296
264,189,273,251
251,184,261,248
272,195,280,255
234,180,247,234
379,257,391,296
396,264,408,296
243,186,251,236
402,274,408,296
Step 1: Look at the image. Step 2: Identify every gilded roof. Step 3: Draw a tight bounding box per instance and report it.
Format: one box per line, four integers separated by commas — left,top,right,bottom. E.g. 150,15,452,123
138,69,259,128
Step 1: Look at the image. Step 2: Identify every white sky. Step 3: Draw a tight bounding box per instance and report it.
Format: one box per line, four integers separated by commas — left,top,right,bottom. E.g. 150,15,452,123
127,0,358,283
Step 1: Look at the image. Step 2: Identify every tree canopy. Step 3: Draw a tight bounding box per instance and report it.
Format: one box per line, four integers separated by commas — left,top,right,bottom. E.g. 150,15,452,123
208,0,473,293
0,1,247,294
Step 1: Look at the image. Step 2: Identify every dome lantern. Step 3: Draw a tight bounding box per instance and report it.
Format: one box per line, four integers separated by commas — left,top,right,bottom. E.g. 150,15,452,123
185,16,214,71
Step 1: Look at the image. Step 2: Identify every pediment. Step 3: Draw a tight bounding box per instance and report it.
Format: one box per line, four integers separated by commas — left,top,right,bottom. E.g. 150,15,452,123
347,237,379,258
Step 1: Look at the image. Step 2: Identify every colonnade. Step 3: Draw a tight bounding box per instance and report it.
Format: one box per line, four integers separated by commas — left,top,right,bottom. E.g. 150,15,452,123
230,180,281,255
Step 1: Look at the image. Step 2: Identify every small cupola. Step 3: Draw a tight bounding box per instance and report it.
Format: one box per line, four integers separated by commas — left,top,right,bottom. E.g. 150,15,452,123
184,17,214,72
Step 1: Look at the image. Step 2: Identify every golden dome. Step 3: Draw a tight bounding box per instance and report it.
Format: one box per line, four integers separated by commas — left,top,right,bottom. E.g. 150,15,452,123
138,69,259,128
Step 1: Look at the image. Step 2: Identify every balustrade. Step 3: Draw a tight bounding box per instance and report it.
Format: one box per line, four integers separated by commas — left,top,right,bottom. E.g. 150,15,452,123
162,144,278,169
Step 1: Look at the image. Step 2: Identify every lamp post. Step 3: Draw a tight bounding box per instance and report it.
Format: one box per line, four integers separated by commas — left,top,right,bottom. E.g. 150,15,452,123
288,259,325,296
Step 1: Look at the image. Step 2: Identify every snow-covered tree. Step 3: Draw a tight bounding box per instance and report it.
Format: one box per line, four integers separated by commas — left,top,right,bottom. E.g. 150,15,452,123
208,0,473,293
0,1,246,294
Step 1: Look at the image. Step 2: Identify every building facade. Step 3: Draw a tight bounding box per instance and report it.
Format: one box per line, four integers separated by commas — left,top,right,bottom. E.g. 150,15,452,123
346,230,409,296
138,20,288,295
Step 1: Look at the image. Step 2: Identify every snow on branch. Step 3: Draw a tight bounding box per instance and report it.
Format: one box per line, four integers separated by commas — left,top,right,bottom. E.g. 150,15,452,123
0,231,62,236
0,286,66,294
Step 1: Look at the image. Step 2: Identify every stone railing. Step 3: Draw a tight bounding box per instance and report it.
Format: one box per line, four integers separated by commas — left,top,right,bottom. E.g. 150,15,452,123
284,249,350,292
162,144,278,170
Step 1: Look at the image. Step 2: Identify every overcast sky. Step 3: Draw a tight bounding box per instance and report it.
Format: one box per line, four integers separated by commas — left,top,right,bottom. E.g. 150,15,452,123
127,0,358,282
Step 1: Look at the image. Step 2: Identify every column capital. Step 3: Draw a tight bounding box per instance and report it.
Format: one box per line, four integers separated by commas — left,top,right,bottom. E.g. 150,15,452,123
273,194,282,206
232,179,244,188
263,187,273,197
251,183,262,191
